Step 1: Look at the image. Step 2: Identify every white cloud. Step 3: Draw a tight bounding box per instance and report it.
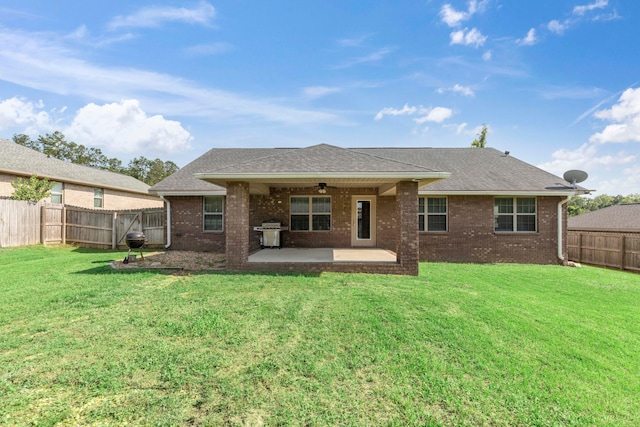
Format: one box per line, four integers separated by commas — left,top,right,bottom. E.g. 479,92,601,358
547,0,614,37
547,19,568,35
440,1,489,27
482,50,492,61
374,104,417,120
0,97,54,132
450,28,487,47
592,166,640,195
414,107,453,124
438,84,474,97
108,1,216,29
65,100,192,154
573,0,608,16
440,4,469,27
303,86,342,99
374,104,453,124
539,143,636,177
0,28,337,126
590,88,640,144
518,28,537,46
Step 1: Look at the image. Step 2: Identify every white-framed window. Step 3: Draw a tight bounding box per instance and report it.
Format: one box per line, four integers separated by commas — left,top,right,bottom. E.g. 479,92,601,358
94,188,104,208
290,196,331,231
203,196,224,231
494,197,537,232
50,182,63,204
419,197,447,232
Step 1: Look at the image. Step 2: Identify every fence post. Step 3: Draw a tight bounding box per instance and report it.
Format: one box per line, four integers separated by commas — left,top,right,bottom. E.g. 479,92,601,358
112,211,118,250
40,205,46,245
61,206,67,244
620,235,625,270
578,233,583,263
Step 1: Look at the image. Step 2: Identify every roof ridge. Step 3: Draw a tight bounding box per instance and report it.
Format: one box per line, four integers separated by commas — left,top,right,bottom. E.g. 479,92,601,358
351,147,441,172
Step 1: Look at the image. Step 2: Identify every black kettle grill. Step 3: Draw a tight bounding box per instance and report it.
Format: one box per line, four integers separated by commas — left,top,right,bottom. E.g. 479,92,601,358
123,231,146,264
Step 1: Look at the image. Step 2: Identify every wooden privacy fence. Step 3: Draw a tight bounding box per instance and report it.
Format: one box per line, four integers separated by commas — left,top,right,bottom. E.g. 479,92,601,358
62,206,165,248
0,200,165,249
568,230,640,273
0,199,44,247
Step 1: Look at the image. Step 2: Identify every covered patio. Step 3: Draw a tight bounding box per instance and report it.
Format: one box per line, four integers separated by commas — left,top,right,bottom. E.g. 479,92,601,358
191,144,450,275
248,247,397,263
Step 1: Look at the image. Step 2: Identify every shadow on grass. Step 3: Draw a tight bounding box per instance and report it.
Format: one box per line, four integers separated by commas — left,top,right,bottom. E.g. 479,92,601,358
72,264,323,278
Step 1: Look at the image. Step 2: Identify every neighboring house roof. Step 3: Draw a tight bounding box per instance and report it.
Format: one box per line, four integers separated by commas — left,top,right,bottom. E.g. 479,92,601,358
0,138,152,195
150,144,586,196
568,203,640,232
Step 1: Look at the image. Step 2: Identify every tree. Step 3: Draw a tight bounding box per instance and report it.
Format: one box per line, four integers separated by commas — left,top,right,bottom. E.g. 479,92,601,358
11,132,178,184
126,156,179,186
567,193,640,217
13,132,123,172
471,124,488,148
10,175,55,203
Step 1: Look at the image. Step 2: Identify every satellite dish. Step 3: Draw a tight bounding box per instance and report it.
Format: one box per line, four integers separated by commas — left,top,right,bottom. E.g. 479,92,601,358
563,170,588,189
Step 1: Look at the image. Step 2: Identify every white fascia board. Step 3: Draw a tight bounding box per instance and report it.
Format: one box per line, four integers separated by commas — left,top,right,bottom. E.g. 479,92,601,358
153,190,227,196
418,190,583,197
194,171,451,180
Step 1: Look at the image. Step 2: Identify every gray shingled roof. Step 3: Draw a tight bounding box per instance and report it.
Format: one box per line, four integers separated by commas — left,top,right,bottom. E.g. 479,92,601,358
568,203,640,232
0,138,152,194
150,144,585,195
356,147,579,193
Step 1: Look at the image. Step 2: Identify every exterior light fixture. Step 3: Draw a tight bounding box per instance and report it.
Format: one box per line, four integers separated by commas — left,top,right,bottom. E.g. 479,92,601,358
318,182,327,194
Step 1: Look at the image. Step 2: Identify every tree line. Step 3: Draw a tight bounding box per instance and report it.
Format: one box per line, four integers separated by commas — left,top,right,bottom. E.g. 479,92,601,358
12,131,178,186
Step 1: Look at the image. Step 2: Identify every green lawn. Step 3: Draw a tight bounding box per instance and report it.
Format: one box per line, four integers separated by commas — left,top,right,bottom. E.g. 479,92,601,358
1,245,639,426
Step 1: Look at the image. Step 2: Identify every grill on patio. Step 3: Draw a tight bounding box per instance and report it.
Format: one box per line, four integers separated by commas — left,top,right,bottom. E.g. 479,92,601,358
253,221,288,249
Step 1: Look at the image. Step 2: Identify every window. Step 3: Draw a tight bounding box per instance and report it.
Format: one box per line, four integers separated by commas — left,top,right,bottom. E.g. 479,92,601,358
494,197,536,232
203,196,224,231
419,197,447,232
50,182,63,204
94,188,104,208
290,196,331,231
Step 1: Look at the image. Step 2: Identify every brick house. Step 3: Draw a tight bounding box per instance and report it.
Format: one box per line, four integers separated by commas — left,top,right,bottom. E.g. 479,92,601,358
0,138,162,210
150,144,588,275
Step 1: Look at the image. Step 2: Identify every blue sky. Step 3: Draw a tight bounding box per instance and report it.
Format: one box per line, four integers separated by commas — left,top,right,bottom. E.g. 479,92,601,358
0,0,639,195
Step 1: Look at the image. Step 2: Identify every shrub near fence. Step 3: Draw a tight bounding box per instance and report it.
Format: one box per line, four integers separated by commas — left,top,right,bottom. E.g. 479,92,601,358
568,230,640,273
0,200,165,249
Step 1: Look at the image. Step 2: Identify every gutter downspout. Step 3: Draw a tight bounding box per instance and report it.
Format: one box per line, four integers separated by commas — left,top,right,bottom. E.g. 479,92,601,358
557,197,570,262
159,194,171,249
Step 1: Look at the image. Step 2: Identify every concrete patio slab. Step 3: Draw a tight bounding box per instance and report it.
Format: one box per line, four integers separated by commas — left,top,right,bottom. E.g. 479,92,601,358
247,248,397,263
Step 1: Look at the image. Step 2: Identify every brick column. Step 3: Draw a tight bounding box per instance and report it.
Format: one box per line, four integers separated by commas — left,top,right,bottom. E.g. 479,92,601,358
225,181,250,270
396,181,419,275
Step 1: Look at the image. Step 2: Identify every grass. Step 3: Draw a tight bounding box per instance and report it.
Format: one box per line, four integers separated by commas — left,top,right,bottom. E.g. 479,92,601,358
1,245,639,426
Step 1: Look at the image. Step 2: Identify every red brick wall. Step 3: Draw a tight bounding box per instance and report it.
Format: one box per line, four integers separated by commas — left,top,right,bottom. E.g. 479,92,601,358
226,182,250,269
166,196,225,252
167,192,567,266
420,195,565,264
249,187,398,252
